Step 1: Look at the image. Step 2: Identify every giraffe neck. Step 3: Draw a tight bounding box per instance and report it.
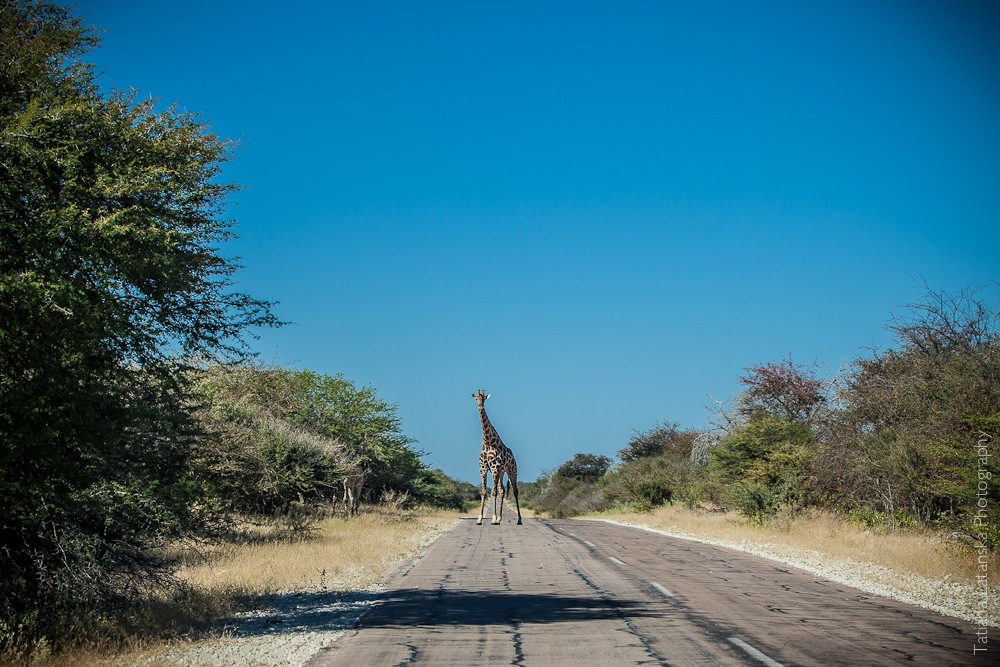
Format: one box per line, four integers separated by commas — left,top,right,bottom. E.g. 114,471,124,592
478,405,497,445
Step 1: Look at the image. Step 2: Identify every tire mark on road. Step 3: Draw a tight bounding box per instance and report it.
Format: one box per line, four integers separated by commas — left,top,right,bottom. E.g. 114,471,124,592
547,520,804,664
539,521,674,666
557,519,977,666
565,558,671,667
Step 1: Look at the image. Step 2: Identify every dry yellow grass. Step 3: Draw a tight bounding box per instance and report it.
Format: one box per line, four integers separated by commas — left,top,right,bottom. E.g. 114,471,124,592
177,509,458,596
32,508,461,667
588,505,992,584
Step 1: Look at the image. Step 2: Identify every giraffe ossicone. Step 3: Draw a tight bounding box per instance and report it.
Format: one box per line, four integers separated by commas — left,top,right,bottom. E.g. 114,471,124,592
472,389,522,526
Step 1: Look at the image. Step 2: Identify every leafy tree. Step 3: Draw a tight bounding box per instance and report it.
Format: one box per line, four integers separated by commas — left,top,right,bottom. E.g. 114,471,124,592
603,456,691,510
618,421,696,462
0,0,276,641
690,358,822,471
813,284,1000,533
738,357,826,423
708,416,813,522
193,364,346,521
524,454,614,518
409,469,479,510
603,422,700,510
556,453,613,483
287,369,420,495
193,362,424,517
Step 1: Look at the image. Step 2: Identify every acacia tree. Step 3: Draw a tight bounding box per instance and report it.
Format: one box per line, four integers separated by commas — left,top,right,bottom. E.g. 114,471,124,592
193,362,423,517
691,358,824,466
0,1,276,637
694,358,827,519
617,421,696,462
887,282,1000,362
523,453,614,517
813,284,1000,532
556,453,613,483
738,357,826,423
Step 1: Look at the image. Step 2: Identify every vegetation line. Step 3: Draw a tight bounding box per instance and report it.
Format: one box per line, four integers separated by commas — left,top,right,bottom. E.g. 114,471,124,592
524,283,998,573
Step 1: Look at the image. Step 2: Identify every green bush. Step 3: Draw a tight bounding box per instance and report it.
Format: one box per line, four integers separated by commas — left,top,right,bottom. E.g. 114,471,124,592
410,469,479,510
556,453,613,482
525,467,610,518
708,416,813,521
813,286,1000,531
602,455,691,510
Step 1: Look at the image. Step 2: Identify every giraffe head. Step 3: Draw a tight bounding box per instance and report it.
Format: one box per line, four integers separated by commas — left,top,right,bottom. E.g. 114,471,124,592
472,389,490,407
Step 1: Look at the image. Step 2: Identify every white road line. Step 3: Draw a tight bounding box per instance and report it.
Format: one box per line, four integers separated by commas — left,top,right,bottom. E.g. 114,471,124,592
583,540,596,548
728,637,784,667
650,582,673,597
608,556,626,566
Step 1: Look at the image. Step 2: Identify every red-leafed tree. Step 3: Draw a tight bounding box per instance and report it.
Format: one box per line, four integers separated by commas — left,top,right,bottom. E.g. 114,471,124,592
738,357,826,423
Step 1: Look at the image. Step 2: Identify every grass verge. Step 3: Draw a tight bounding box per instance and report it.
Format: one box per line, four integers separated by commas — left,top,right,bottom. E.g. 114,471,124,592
590,505,988,581
177,508,458,595
25,507,460,666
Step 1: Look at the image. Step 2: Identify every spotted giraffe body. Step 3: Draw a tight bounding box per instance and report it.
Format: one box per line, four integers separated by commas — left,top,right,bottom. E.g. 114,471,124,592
472,390,522,525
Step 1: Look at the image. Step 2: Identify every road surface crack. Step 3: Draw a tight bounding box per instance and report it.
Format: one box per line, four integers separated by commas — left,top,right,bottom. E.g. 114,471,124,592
560,557,672,666
392,642,422,667
509,619,526,666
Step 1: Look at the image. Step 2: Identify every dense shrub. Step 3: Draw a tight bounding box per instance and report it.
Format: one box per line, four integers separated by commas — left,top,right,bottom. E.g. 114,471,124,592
812,285,1000,534
708,416,813,522
525,456,613,518
193,362,446,519
617,422,696,462
0,2,276,648
556,453,613,482
410,469,479,510
603,456,691,511
536,286,998,535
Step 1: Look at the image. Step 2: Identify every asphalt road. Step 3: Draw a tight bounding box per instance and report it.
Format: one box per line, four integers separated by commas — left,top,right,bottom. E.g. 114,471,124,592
310,517,980,666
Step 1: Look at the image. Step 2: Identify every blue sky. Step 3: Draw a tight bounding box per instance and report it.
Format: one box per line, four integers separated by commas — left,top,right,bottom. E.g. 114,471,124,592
79,1,999,483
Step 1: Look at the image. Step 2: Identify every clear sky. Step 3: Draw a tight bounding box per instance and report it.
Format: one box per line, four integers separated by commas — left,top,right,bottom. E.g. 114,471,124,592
77,0,999,483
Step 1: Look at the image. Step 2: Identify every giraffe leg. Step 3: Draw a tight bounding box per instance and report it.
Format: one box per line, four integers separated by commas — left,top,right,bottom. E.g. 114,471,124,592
489,473,501,525
507,462,522,525
495,474,506,524
477,474,487,525
510,477,523,525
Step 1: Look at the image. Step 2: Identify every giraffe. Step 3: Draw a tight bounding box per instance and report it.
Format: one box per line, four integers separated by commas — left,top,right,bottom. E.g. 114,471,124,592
326,438,365,519
472,390,522,526
337,462,365,518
